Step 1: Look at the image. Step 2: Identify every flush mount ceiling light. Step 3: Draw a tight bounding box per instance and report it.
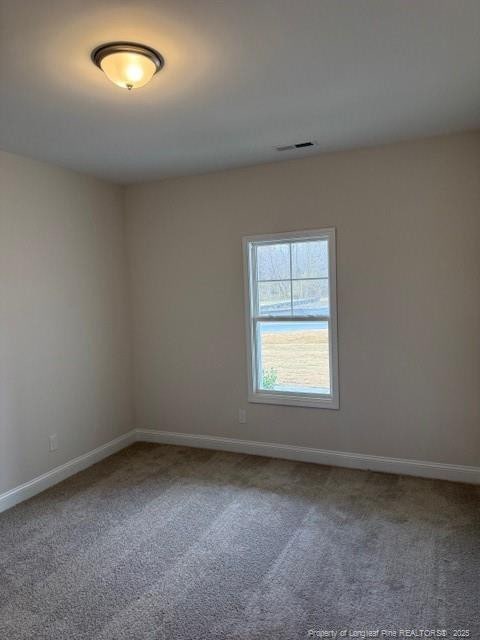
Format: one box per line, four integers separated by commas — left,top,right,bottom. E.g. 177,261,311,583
91,42,164,90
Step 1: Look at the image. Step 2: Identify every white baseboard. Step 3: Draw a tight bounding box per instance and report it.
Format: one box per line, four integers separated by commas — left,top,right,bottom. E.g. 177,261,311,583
2,427,478,515
0,430,136,514
136,429,480,485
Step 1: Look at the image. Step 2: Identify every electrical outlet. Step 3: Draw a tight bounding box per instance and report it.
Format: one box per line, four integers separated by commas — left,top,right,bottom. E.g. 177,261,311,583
238,409,247,424
49,434,58,452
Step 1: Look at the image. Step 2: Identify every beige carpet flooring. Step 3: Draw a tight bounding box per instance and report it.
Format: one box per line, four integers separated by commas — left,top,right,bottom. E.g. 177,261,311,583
0,442,479,639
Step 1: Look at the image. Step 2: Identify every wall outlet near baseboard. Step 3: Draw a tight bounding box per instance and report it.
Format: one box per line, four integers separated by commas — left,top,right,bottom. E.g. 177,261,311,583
49,434,58,452
238,409,247,424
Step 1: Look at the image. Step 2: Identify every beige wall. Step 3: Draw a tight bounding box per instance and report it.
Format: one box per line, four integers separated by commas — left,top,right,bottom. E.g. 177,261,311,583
2,132,479,496
0,151,133,494
125,132,480,467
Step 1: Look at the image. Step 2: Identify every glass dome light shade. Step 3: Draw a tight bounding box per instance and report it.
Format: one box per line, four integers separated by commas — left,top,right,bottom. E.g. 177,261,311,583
100,51,157,90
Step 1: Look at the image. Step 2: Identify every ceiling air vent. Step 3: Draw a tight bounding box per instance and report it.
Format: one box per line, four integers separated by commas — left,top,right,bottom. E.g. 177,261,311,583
276,141,317,152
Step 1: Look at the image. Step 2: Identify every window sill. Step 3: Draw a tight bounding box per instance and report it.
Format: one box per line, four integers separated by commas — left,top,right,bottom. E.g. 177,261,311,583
248,391,339,410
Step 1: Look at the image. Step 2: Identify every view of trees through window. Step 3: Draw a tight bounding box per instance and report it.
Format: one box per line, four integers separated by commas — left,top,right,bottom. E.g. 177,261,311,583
253,239,331,395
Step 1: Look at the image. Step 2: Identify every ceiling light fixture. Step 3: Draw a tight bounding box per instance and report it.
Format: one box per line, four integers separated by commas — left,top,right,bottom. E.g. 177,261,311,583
91,42,164,90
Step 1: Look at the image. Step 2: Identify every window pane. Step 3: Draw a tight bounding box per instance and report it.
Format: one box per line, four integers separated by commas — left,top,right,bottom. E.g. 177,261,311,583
258,281,291,316
292,239,328,279
292,279,329,316
256,243,290,281
258,321,330,394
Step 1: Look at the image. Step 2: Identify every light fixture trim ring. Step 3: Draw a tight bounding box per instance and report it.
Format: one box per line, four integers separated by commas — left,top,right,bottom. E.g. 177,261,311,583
91,41,165,75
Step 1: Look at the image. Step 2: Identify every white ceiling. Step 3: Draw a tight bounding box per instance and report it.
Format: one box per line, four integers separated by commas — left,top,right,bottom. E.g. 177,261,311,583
0,0,479,184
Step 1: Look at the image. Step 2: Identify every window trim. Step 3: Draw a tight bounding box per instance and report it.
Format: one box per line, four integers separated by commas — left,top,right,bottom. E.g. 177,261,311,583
242,228,339,410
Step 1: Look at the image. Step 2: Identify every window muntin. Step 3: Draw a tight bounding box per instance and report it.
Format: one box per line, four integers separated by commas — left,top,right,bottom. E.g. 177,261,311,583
244,229,338,409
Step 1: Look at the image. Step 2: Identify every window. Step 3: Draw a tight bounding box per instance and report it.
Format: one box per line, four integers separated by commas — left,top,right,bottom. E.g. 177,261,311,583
243,228,339,409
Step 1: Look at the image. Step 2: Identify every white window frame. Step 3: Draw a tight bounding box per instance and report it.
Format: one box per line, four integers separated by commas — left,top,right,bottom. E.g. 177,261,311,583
243,228,339,409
